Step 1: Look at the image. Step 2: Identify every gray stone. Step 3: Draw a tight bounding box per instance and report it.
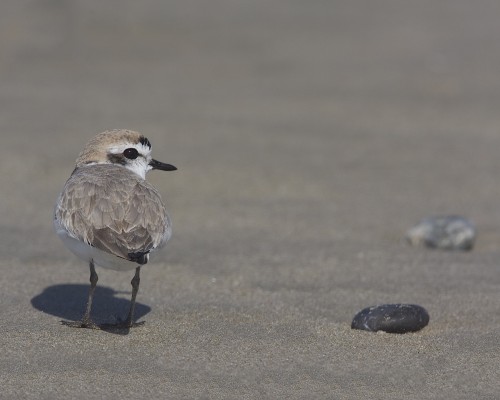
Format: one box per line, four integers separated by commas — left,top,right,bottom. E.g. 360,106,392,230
405,216,476,251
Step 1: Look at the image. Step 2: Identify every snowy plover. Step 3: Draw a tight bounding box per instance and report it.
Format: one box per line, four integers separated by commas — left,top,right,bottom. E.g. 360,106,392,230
54,129,176,329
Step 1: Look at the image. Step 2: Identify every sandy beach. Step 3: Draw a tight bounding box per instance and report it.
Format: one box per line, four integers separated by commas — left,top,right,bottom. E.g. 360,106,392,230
1,1,499,398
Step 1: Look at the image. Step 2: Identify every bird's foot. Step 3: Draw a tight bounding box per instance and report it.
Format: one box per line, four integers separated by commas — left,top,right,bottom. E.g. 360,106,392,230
61,319,101,330
100,318,145,331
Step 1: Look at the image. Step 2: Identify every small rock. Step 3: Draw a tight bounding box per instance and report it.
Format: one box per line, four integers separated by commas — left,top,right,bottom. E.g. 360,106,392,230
351,304,429,333
405,215,476,251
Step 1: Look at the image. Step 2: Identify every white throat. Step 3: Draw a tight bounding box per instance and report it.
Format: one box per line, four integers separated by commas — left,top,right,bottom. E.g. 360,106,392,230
124,159,150,179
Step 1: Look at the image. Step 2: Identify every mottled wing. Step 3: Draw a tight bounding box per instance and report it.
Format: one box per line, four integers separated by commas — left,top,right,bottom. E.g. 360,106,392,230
55,165,170,262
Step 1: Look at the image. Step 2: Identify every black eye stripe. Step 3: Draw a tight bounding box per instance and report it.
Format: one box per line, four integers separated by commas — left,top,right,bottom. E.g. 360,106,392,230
123,148,139,159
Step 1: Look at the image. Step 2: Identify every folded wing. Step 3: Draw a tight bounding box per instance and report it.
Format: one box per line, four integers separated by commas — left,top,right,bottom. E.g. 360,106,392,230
55,165,171,263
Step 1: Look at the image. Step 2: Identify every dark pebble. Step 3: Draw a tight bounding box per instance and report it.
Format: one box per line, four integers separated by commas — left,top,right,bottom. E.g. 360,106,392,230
351,304,429,333
405,215,476,251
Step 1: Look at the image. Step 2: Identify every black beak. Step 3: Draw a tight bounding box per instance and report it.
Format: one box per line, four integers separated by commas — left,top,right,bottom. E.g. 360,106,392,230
149,159,177,171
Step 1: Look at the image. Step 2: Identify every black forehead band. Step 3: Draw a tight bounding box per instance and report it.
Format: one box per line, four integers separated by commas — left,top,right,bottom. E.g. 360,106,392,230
139,136,151,148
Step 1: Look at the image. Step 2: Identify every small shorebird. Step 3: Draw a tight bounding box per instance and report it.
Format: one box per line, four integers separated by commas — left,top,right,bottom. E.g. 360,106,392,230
54,129,176,329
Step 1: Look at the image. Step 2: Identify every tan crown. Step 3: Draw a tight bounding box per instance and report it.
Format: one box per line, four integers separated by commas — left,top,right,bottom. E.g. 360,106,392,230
75,129,146,167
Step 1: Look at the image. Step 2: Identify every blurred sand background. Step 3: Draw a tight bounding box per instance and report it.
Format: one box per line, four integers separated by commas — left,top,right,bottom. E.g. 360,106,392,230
1,1,500,398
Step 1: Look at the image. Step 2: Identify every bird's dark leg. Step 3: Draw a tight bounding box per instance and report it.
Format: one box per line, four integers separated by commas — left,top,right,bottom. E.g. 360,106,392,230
101,266,144,331
62,261,100,329
124,266,143,327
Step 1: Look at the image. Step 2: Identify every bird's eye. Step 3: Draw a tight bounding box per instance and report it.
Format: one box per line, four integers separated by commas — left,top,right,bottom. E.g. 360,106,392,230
123,148,139,160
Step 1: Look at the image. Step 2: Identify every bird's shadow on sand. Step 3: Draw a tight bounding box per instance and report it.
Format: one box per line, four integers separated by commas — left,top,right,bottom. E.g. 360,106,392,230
31,284,151,335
